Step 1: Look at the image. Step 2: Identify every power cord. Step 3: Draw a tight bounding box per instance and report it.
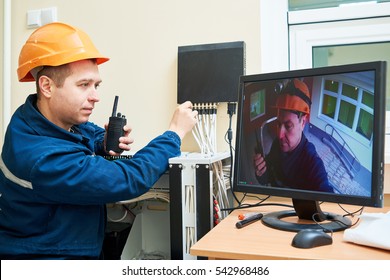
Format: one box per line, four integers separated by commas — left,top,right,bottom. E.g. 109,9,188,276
226,102,242,206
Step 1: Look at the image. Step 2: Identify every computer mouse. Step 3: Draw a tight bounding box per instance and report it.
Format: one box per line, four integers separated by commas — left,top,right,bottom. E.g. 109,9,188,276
291,229,332,249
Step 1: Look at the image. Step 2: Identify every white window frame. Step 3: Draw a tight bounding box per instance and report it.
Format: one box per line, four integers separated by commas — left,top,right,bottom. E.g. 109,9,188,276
318,75,374,147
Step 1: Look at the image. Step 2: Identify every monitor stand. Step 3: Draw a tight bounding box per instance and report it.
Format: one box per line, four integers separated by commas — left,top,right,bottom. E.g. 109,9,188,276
261,199,352,232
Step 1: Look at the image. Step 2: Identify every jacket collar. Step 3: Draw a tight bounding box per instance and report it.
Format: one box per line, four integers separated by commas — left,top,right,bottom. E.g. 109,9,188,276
21,94,93,146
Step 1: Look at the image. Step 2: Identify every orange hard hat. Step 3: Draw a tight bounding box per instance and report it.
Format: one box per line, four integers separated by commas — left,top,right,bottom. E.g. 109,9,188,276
275,79,311,114
17,22,109,82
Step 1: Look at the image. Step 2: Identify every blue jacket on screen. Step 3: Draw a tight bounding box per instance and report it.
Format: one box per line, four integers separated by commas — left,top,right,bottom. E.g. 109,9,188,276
0,94,181,259
257,133,334,193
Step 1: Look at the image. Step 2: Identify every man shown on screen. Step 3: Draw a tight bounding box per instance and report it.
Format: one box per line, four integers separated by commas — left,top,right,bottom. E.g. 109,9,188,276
253,79,334,193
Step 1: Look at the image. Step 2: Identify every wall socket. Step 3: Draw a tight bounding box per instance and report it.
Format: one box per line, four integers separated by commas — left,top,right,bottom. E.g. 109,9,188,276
27,7,57,29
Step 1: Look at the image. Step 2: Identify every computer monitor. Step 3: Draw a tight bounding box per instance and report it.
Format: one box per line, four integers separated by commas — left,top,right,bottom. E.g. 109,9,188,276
233,61,387,232
177,41,245,104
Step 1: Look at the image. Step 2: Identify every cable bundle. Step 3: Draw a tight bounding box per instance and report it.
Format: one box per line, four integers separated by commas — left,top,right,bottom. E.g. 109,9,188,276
191,103,231,220
212,161,230,220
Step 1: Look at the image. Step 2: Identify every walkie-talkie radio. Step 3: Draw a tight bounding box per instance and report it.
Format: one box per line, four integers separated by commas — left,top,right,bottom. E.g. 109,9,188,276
105,95,127,153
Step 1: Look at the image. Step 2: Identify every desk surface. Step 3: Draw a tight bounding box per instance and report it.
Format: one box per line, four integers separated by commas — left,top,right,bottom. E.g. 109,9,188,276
190,201,390,260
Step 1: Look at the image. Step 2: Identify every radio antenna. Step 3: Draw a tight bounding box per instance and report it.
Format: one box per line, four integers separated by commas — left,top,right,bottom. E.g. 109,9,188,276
111,96,119,117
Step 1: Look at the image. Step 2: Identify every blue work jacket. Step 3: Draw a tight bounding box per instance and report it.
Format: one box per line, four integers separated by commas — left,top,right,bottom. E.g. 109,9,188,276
257,134,333,193
0,94,181,259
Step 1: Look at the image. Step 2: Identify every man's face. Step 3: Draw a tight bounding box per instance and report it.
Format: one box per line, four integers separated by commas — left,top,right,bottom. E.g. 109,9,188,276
276,110,307,152
47,60,102,130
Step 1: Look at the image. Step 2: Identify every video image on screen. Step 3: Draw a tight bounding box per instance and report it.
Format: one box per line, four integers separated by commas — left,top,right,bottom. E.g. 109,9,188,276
234,61,386,232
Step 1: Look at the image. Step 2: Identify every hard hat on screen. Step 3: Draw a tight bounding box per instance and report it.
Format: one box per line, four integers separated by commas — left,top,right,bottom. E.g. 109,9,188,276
17,22,109,82
275,79,311,115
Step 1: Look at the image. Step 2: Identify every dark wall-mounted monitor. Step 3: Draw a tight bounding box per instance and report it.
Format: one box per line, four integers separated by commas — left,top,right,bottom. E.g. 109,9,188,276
233,61,386,232
177,41,245,104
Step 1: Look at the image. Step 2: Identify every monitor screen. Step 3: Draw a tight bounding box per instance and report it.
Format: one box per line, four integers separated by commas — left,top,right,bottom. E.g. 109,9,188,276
233,61,387,232
177,41,245,103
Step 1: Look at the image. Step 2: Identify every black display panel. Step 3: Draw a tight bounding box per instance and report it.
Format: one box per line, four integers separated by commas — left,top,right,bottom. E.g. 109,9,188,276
177,41,245,103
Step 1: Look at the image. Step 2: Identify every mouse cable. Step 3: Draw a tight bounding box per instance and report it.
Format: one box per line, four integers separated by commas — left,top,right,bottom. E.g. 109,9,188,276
337,204,365,218
312,213,334,236
315,211,361,233
329,214,362,228
318,201,365,221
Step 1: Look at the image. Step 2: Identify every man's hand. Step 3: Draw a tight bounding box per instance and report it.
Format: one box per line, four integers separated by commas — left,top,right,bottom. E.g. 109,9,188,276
253,153,267,177
168,101,198,140
104,124,134,156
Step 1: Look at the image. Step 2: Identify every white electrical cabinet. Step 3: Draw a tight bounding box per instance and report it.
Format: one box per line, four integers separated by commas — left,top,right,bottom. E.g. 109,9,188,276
169,152,230,260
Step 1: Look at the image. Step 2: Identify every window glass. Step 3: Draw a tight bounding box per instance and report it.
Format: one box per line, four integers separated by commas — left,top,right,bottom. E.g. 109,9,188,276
320,77,374,143
362,90,374,109
338,100,356,128
357,109,374,140
324,80,339,93
342,84,359,101
321,94,337,118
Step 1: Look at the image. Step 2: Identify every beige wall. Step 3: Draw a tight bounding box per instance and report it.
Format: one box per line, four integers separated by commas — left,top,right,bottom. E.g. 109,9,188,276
6,0,262,152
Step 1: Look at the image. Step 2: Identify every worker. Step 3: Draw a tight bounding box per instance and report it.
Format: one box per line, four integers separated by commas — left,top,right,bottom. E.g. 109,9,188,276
253,79,333,193
0,22,198,259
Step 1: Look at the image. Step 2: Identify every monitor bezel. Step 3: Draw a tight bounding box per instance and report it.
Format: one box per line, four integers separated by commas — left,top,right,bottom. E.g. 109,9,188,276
233,61,386,208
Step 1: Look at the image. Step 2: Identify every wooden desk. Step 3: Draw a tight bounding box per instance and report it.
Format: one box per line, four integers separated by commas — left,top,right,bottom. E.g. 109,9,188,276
190,201,390,260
